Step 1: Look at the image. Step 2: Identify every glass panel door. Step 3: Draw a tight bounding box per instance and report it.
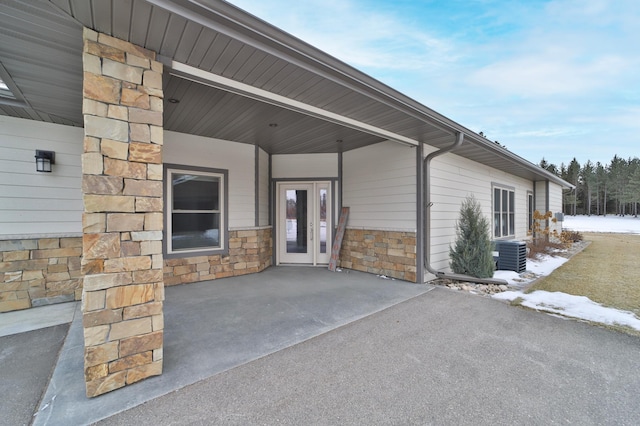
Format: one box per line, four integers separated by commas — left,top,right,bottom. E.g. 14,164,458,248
278,182,331,265
285,188,309,254
279,183,314,264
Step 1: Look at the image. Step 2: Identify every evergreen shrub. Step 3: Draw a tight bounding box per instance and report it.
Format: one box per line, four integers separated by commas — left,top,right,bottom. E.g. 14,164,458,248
449,196,495,278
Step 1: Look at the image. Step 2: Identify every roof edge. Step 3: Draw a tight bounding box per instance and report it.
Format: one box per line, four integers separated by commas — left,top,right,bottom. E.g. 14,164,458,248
152,1,575,189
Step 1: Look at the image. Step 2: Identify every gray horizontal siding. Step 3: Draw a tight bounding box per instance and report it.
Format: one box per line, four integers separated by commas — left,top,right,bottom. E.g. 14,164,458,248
0,116,83,236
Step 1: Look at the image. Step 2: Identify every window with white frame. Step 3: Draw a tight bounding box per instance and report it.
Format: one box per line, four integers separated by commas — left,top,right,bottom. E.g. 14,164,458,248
493,185,515,238
166,166,227,255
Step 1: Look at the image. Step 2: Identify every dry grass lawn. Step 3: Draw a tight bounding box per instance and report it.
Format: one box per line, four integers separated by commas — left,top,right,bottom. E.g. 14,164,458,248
527,233,640,316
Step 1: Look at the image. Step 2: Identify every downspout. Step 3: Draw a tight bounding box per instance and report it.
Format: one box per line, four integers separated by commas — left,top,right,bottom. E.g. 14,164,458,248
423,132,508,285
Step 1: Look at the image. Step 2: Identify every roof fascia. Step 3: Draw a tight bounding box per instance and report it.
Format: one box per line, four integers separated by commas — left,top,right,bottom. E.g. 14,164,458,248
147,0,457,136
467,134,575,188
150,1,573,189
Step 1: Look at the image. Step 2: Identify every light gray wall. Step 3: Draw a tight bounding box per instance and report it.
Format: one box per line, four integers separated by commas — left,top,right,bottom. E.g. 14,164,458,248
341,140,538,271
549,182,564,234
258,148,270,227
428,146,533,271
0,116,83,236
342,141,417,231
163,131,258,229
535,181,547,212
271,153,338,179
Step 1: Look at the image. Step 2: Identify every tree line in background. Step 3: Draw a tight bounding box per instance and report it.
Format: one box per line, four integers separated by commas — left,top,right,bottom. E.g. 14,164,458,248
539,155,640,217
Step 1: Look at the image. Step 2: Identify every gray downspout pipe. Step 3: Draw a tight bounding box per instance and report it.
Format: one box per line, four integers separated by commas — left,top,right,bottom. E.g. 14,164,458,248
423,132,508,285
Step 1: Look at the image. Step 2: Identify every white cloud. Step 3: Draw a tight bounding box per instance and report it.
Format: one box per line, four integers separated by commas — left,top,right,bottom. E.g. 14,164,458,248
228,0,458,72
465,0,639,99
470,54,629,98
507,128,585,139
227,0,639,166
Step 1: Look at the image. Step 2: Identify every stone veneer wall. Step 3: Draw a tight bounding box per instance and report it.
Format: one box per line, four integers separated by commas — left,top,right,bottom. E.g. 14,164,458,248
339,229,417,282
164,228,272,286
0,237,82,312
80,28,164,397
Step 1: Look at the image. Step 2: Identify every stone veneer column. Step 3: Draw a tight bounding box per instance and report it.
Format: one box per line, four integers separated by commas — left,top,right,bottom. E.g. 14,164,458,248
81,28,164,397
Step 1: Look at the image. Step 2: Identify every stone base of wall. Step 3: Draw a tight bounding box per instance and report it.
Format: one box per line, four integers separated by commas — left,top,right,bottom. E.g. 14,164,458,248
0,237,83,313
164,227,272,286
339,228,417,282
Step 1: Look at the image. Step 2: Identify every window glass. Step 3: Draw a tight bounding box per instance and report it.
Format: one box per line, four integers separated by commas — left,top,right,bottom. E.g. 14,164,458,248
285,189,308,254
508,212,515,235
527,193,534,231
172,174,219,210
508,191,515,234
493,186,515,238
169,169,224,253
494,188,501,237
172,213,220,250
502,212,509,236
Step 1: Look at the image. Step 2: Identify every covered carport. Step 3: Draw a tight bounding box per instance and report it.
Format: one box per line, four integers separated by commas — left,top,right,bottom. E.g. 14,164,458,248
32,267,432,425
0,0,570,401
0,0,568,283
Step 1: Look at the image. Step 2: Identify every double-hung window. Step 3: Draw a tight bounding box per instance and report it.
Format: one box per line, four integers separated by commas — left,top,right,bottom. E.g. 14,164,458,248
493,185,515,238
166,165,227,256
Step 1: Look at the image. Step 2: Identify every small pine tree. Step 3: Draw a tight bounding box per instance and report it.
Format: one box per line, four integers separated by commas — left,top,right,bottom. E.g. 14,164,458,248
449,196,495,278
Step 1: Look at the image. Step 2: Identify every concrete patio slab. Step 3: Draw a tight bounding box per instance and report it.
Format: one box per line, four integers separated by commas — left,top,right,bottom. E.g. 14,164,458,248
33,267,432,425
0,302,78,338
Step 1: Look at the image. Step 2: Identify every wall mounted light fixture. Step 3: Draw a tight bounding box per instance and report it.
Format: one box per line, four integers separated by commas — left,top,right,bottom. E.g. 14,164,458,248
35,150,55,172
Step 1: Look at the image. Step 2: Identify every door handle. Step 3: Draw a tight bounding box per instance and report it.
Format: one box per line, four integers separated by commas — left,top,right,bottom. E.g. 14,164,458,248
310,222,313,240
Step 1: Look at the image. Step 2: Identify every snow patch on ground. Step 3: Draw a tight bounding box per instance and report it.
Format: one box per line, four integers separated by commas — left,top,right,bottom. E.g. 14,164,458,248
493,255,568,289
493,291,640,331
490,215,640,331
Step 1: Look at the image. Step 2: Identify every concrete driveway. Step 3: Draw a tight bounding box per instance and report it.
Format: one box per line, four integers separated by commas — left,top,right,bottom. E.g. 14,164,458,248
99,287,640,425
6,266,640,425
32,267,432,425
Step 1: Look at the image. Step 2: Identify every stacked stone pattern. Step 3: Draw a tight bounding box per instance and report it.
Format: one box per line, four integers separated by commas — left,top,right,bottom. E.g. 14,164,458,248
339,229,417,282
164,228,272,286
81,28,164,397
0,237,82,312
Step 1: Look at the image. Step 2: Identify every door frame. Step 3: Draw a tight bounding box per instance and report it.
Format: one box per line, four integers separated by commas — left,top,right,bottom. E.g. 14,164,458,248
274,179,336,266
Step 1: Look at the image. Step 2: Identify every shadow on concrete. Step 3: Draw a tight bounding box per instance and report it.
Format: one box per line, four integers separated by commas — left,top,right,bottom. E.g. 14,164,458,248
33,267,432,425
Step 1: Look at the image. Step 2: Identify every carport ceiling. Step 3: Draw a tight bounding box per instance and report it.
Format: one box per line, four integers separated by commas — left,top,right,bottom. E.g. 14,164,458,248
163,76,387,154
0,1,83,125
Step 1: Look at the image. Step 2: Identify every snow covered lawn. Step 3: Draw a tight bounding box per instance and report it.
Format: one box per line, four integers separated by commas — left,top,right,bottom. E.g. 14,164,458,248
492,215,640,333
563,214,640,234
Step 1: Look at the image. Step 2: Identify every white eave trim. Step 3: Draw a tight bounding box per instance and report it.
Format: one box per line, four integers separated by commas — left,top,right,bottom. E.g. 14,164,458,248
163,59,419,147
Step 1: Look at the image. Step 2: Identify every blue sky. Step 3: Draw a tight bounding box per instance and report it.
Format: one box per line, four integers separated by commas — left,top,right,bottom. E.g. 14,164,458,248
227,0,639,169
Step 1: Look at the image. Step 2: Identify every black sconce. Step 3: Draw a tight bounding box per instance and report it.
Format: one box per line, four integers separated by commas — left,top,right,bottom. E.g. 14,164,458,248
35,150,55,172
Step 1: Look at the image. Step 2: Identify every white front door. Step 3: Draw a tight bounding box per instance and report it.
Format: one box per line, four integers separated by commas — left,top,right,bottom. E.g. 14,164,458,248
278,182,331,265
